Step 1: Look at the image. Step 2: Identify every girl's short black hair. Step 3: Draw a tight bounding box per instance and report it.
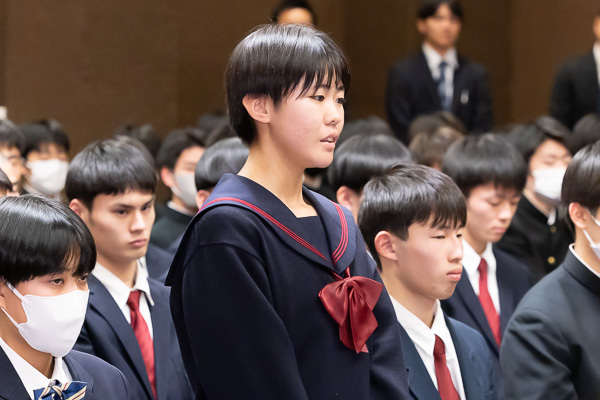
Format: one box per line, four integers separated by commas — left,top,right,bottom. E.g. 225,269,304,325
417,0,463,21
66,137,157,209
225,24,350,145
195,138,249,191
442,134,527,197
562,141,600,213
358,163,466,268
0,195,96,286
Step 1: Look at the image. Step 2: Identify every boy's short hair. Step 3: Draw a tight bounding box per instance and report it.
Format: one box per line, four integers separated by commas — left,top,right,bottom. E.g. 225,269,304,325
507,116,571,166
417,0,464,21
156,127,207,170
570,113,600,155
562,141,600,212
328,134,412,192
272,0,317,24
408,111,466,143
0,120,25,152
66,137,157,209
0,168,11,192
0,195,96,286
442,134,527,197
195,138,249,191
409,127,463,168
359,163,466,268
114,123,162,159
19,123,55,158
225,24,350,145
37,119,70,153
336,116,394,147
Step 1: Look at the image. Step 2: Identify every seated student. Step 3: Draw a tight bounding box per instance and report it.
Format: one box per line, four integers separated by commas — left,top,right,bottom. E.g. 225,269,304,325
0,168,12,198
19,123,69,201
440,134,533,390
67,137,192,400
0,195,129,399
166,24,409,399
410,127,464,171
408,111,466,143
151,127,206,250
114,123,162,160
328,133,412,222
501,141,600,399
497,116,573,280
570,112,600,154
359,163,496,399
272,0,316,25
0,119,26,195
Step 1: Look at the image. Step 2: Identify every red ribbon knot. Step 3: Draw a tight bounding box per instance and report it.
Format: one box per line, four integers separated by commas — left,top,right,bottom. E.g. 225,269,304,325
319,271,383,353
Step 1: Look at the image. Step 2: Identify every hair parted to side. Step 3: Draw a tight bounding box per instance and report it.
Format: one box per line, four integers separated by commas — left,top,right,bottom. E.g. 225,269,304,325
0,195,96,285
562,141,600,213
442,134,527,197
225,24,351,145
358,163,466,268
66,136,157,209
417,0,464,21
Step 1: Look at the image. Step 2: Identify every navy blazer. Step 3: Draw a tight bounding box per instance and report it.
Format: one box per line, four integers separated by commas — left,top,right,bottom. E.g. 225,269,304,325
385,50,493,143
146,242,174,282
400,316,496,400
166,174,410,399
501,250,600,399
74,275,192,400
0,348,130,400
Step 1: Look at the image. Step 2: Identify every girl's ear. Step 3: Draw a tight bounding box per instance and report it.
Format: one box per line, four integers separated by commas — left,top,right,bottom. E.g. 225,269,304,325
242,95,270,124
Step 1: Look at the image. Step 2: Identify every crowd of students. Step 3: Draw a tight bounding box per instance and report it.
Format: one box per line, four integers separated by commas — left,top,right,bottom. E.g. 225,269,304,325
0,0,600,399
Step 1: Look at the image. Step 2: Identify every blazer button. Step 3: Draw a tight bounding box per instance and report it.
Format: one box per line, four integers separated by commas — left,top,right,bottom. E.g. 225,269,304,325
548,256,556,265
550,226,557,233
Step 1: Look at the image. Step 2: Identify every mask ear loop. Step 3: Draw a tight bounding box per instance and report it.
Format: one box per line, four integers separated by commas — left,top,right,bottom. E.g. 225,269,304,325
0,282,31,327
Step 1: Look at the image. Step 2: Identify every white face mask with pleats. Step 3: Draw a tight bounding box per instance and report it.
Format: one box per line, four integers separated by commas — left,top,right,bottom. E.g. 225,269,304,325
1,283,89,357
27,159,69,196
532,167,567,203
170,172,197,209
582,209,600,261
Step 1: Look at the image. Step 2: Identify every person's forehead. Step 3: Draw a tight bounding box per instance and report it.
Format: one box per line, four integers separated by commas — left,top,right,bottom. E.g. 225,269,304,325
92,190,154,208
0,145,20,157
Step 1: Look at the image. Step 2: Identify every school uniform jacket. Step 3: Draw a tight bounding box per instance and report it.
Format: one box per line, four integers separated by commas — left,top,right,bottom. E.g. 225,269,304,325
0,348,130,400
385,51,493,143
166,173,410,399
500,250,600,399
400,316,497,400
74,275,192,400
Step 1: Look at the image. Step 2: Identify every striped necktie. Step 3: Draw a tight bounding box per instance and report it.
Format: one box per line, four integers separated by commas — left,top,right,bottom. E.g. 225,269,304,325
437,60,451,111
33,380,87,400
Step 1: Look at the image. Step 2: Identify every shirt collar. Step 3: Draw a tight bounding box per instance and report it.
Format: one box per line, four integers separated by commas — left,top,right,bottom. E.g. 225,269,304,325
92,259,155,308
569,244,600,279
167,200,196,216
422,42,459,71
594,42,600,71
462,240,496,276
0,336,71,399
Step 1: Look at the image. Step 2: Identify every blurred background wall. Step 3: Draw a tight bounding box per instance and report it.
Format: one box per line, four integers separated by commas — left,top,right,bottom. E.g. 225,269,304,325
1,0,598,153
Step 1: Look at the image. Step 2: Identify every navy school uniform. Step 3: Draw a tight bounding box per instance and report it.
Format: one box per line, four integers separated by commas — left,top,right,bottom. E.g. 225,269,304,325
0,348,130,400
74,275,192,400
166,173,410,399
400,316,497,400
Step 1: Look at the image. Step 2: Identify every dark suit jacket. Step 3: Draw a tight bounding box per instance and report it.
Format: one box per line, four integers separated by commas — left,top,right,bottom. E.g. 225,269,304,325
550,51,598,129
400,316,496,399
497,195,573,281
0,348,130,400
166,173,410,399
146,242,174,282
386,50,493,143
500,250,600,399
150,205,194,250
74,275,192,400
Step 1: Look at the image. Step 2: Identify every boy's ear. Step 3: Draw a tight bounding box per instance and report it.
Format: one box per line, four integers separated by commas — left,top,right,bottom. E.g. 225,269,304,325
242,95,270,124
196,190,211,209
69,199,89,222
374,231,398,262
569,202,588,230
160,167,175,189
416,19,427,35
336,186,361,211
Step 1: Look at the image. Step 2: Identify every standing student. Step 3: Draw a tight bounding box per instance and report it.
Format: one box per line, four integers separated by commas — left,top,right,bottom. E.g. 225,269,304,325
0,195,130,399
501,141,600,399
440,134,533,393
359,163,496,399
166,24,409,399
386,0,492,143
67,137,192,400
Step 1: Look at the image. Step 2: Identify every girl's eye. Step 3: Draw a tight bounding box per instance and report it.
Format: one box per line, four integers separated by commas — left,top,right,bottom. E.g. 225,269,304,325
456,233,463,238
337,98,347,105
312,95,325,101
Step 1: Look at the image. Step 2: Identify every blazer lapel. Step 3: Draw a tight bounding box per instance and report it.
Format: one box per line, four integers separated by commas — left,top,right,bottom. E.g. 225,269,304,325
446,317,482,399
398,324,441,400
417,51,442,105
87,277,154,399
148,281,170,400
454,274,499,355
0,347,30,400
494,249,517,333
64,355,95,400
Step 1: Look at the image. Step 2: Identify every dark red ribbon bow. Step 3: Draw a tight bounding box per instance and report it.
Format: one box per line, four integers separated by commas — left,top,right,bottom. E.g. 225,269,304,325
319,269,384,353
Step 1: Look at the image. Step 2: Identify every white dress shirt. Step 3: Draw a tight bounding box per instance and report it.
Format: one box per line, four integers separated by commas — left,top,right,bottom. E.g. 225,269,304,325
390,297,466,399
593,42,600,86
92,259,155,338
462,240,501,314
422,42,459,107
0,336,72,400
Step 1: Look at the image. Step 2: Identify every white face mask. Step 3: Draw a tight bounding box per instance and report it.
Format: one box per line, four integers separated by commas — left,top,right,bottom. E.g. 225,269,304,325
532,167,566,203
583,210,600,261
1,284,89,357
171,172,197,209
27,159,69,196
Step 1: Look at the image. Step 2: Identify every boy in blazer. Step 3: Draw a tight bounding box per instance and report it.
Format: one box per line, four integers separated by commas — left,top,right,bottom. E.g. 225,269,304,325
166,24,409,399
359,163,496,400
67,137,192,400
0,195,130,399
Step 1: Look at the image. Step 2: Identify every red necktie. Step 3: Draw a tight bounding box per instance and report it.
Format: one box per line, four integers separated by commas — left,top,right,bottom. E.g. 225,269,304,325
433,335,460,400
127,290,157,399
478,258,501,346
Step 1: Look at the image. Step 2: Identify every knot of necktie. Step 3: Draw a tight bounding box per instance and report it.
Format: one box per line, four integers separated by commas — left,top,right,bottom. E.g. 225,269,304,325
34,380,87,400
319,272,383,353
